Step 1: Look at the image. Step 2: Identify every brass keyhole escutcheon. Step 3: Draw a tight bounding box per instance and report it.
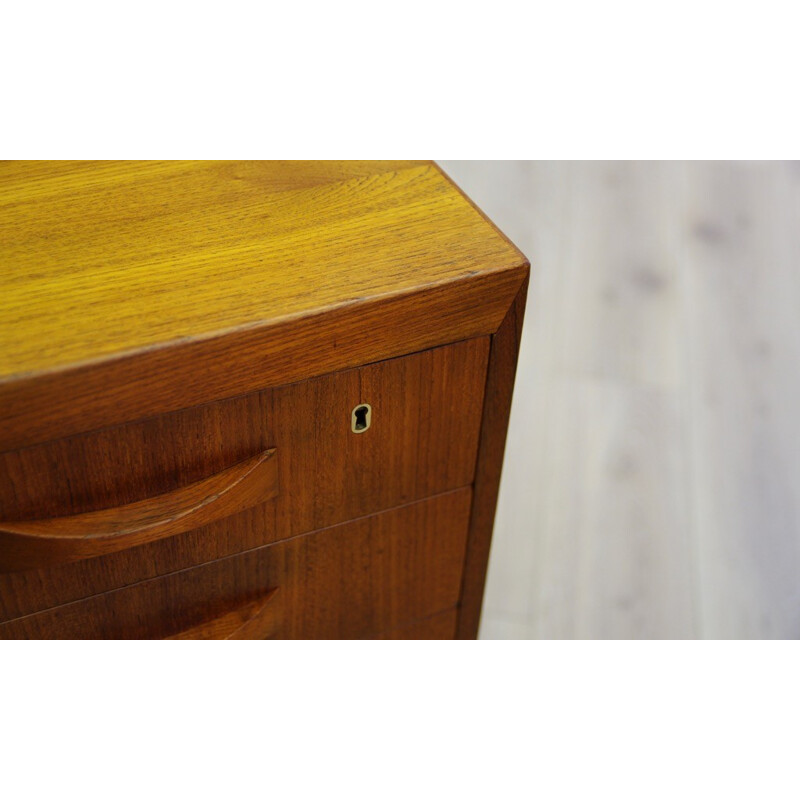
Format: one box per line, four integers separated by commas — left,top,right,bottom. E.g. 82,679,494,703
351,403,372,433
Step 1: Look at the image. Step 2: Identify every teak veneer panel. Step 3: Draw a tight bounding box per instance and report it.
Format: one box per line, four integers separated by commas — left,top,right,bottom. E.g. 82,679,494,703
0,268,521,452
0,161,527,451
0,489,472,639
0,449,278,572
0,160,531,639
0,339,488,621
374,609,459,639
457,276,529,638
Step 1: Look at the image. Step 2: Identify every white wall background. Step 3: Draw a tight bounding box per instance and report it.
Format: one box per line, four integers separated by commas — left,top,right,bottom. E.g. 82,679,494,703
439,161,800,639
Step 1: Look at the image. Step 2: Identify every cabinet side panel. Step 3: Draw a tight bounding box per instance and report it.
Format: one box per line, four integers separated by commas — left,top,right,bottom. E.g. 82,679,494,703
457,271,529,639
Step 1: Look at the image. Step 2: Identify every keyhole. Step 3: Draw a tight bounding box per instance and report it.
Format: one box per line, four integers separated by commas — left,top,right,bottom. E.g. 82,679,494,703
351,403,372,433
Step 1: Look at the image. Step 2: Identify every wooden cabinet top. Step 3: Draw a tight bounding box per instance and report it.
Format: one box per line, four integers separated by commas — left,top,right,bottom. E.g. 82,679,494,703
0,161,528,451
1,160,524,381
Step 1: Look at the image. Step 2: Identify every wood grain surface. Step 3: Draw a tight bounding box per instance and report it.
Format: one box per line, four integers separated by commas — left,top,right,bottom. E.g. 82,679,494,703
0,489,472,639
0,266,522,452
0,161,527,451
456,276,528,638
0,160,529,640
0,449,278,573
166,588,281,640
0,339,488,621
374,609,458,639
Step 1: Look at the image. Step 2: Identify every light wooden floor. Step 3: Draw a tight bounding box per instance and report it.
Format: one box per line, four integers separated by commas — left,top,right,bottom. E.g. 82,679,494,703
439,161,800,639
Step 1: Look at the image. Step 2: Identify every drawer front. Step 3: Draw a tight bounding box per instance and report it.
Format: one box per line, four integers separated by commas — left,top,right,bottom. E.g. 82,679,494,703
375,609,459,639
0,337,488,621
0,489,471,639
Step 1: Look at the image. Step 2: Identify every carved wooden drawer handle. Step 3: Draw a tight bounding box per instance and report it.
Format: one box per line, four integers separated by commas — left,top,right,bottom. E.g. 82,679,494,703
167,588,281,640
0,449,278,573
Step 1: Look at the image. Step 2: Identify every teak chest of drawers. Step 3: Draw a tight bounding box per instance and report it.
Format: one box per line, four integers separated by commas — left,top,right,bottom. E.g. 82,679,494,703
0,160,528,639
